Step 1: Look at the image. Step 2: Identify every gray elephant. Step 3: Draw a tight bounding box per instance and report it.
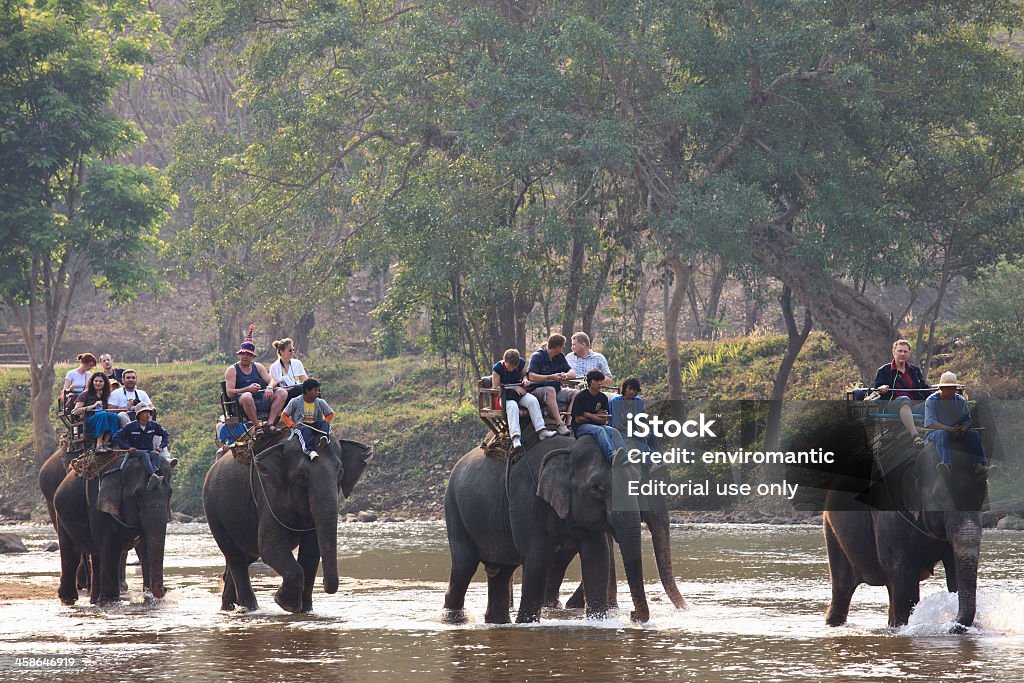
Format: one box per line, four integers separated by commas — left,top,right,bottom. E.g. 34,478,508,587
443,434,650,624
39,449,136,594
50,452,174,605
544,466,687,611
824,442,987,630
203,436,372,613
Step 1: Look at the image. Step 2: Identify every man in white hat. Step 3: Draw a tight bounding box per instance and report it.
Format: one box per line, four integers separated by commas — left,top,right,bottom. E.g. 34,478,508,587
924,371,988,476
112,403,172,490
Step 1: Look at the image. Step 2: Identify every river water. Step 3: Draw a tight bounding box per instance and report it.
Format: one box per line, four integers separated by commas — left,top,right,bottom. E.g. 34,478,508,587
1,521,1023,682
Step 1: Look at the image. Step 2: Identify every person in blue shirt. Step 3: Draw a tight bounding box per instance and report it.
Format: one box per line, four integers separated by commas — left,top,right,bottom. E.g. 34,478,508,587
492,349,556,453
610,376,659,455
526,334,575,437
924,371,988,477
112,403,171,490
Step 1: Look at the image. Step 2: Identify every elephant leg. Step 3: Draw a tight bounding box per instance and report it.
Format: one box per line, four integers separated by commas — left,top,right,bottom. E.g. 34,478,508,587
297,532,321,613
220,568,238,611
606,533,619,610
225,557,259,611
260,529,304,613
564,582,586,610
89,554,102,605
97,538,122,604
484,564,515,624
76,554,90,591
57,529,81,605
888,571,919,627
515,560,550,623
442,515,479,624
824,523,857,626
579,533,612,619
543,544,578,608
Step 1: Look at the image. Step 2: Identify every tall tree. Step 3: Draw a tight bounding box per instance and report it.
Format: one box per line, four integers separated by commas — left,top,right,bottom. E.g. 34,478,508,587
1,0,175,460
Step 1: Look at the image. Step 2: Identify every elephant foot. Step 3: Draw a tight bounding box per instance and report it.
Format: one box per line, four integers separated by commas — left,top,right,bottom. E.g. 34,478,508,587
950,622,970,634
274,588,302,614
584,606,608,620
220,600,236,611
542,599,563,609
149,585,166,599
58,588,78,606
441,608,471,625
630,607,650,624
120,580,129,593
565,593,585,610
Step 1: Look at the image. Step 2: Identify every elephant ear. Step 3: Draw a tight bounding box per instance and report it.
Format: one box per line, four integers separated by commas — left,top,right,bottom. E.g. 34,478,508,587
96,469,124,519
254,444,289,488
338,439,373,498
537,448,573,519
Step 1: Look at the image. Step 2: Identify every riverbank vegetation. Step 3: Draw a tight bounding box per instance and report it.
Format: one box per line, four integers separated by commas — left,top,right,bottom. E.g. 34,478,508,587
2,329,1020,520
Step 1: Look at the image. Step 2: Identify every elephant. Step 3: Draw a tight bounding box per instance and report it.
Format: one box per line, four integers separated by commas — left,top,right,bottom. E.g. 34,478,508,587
823,441,987,631
442,434,650,624
203,436,372,613
49,451,174,605
543,465,687,611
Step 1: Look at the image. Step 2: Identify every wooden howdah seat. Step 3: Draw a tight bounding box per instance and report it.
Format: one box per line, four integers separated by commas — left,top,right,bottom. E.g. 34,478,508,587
219,380,271,425
845,382,975,439
477,377,618,437
56,392,157,459
477,376,575,436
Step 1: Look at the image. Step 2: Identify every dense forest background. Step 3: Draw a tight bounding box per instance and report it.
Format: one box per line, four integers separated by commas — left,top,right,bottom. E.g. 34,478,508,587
4,1,1024,516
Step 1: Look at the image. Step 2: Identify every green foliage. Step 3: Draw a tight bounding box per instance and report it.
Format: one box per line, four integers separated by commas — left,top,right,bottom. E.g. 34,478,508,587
0,0,175,336
963,257,1024,375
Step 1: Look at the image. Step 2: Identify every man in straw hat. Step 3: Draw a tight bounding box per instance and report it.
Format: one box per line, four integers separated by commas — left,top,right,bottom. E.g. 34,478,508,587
112,402,171,490
224,324,288,433
924,371,989,477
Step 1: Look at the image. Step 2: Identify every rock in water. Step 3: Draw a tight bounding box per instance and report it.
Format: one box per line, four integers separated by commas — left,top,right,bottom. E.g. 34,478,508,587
0,533,29,553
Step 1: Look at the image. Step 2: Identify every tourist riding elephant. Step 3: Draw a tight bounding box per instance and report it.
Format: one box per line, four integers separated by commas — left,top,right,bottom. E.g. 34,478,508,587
543,465,687,611
824,442,987,631
443,434,650,624
203,436,372,613
51,452,174,605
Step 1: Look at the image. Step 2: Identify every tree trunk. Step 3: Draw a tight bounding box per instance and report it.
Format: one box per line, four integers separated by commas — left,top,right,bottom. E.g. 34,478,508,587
764,286,812,452
561,239,584,338
292,311,315,356
580,249,615,340
633,264,648,345
750,222,895,381
30,363,57,464
665,254,692,401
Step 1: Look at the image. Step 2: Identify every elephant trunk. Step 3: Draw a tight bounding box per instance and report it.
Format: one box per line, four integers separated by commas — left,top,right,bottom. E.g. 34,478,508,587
951,514,982,629
312,490,340,594
143,520,167,599
645,508,687,610
610,509,649,623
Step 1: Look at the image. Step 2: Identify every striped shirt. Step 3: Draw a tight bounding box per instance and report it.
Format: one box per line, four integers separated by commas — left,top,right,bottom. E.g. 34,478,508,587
924,392,972,429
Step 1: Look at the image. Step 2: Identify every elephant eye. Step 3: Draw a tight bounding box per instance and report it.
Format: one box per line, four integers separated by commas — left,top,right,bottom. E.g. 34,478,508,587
590,483,606,496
